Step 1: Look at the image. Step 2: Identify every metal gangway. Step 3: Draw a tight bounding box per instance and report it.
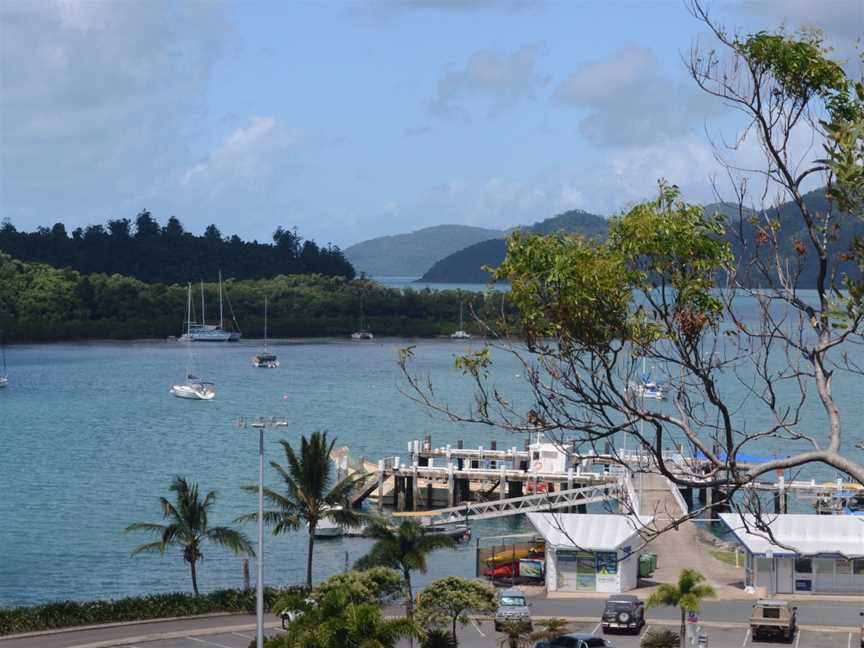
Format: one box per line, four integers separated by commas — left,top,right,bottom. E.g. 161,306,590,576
392,481,624,522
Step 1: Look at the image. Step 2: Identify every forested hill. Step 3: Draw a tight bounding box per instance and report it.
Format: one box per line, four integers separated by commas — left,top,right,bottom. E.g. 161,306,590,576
0,211,355,283
344,224,504,276
419,209,608,283
0,253,512,342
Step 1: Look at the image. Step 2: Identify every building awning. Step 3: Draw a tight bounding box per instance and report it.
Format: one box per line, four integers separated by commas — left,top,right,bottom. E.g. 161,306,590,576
720,513,864,558
527,513,654,551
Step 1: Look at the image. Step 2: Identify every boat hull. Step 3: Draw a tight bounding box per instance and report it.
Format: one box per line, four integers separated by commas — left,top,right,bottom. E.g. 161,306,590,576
0,377,7,388
170,384,216,400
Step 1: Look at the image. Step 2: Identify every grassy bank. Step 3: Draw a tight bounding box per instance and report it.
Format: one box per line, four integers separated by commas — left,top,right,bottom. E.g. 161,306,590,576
0,587,296,636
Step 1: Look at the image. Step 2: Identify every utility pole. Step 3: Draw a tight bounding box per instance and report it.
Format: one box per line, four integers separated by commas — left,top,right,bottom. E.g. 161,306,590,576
238,416,289,648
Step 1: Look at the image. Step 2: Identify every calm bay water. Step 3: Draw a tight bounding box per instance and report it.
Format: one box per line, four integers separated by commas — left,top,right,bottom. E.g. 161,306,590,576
1,312,863,606
0,338,532,607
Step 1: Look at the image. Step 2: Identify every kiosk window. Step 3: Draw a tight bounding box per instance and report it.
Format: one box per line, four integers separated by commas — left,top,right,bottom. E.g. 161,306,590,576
794,558,812,573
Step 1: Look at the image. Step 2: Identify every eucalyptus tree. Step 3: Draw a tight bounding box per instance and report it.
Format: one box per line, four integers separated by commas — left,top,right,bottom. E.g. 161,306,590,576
125,476,253,595
399,1,864,544
237,431,365,589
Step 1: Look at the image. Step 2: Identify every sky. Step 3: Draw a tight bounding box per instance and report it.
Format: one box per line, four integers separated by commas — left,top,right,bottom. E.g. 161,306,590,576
0,0,861,249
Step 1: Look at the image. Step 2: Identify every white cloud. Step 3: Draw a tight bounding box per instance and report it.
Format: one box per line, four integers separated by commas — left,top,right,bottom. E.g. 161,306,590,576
555,47,715,147
429,45,547,118
0,0,231,228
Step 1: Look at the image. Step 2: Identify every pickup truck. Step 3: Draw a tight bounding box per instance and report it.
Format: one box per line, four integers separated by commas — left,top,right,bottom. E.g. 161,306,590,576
749,599,797,642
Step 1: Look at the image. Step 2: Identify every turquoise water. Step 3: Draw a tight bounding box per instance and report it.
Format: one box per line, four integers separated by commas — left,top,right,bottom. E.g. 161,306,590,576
0,338,532,607
1,318,862,607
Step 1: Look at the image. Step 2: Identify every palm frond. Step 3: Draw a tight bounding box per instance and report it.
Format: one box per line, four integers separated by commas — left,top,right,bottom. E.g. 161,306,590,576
129,540,167,556
207,526,255,556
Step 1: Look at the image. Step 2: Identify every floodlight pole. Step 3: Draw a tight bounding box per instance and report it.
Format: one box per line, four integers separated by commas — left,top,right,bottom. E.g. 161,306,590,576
239,417,288,648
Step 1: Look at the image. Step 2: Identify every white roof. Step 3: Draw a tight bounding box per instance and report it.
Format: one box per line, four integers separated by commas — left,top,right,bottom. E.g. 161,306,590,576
527,513,653,550
720,513,864,558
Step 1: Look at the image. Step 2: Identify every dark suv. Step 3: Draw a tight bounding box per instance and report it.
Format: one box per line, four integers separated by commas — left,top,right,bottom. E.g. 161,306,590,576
600,595,645,634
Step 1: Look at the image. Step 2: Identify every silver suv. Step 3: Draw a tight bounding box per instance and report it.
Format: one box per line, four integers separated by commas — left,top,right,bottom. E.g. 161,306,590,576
494,587,532,632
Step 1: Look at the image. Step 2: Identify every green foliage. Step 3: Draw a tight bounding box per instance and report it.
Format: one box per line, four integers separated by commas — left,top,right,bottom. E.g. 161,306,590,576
415,576,496,640
308,568,403,606
493,230,631,348
236,431,365,590
0,253,507,342
263,589,419,648
355,519,457,619
495,182,732,349
0,212,354,283
495,620,533,648
640,627,681,648
0,587,290,636
421,628,458,648
125,476,253,595
646,568,717,613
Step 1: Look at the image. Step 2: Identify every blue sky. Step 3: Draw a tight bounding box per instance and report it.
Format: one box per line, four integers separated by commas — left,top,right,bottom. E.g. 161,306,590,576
1,0,861,248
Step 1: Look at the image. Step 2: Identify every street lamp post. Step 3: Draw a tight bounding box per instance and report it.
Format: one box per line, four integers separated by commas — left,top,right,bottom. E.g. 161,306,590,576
239,416,288,648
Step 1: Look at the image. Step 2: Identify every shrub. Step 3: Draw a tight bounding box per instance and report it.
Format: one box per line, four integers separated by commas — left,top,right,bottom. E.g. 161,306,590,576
641,627,681,648
0,587,297,636
421,628,458,648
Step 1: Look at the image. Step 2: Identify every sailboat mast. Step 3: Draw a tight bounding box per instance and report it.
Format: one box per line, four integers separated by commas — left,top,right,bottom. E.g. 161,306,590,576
186,283,193,380
264,296,268,352
219,271,224,329
200,280,206,326
459,300,464,330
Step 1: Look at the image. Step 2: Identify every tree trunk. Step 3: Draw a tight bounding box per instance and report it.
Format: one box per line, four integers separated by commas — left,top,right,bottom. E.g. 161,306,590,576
680,607,686,648
306,525,316,590
190,559,199,596
452,615,458,643
404,567,414,648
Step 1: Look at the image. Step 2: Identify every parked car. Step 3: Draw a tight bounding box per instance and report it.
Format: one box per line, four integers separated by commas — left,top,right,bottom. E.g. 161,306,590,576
600,594,645,634
533,633,615,648
859,610,863,648
494,587,532,632
749,599,797,642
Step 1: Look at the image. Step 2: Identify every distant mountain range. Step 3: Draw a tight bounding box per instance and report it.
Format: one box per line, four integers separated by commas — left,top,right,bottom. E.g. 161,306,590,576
343,224,503,277
419,209,609,283
347,188,861,287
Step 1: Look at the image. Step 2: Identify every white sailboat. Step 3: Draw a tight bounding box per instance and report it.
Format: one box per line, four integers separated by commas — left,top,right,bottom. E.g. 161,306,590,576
180,272,241,342
0,332,8,388
450,299,471,340
628,357,665,400
171,284,216,400
350,290,373,340
253,296,280,368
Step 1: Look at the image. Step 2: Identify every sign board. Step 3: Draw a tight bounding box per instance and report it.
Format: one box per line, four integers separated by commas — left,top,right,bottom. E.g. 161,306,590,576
794,579,812,591
596,552,618,575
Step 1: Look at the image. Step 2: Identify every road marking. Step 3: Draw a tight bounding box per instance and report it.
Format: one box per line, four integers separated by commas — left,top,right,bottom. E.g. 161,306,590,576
640,624,650,638
232,632,253,639
794,628,801,648
741,628,751,647
187,636,235,648
848,632,852,648
470,618,486,638
591,623,600,635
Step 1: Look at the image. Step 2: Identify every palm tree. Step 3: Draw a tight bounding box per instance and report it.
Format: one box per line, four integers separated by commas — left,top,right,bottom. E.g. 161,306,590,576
646,569,717,648
529,618,570,644
287,589,420,648
237,431,365,589
355,519,456,620
125,476,253,595
495,621,533,648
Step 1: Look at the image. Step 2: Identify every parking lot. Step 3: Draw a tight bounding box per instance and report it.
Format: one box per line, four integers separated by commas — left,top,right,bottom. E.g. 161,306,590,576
127,620,860,648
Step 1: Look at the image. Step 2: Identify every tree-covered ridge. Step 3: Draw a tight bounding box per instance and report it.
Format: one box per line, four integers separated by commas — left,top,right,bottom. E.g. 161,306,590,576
0,253,508,342
420,208,609,283
0,211,355,284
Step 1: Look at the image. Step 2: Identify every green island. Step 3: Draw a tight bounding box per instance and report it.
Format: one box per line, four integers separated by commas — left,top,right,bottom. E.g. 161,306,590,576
0,252,510,343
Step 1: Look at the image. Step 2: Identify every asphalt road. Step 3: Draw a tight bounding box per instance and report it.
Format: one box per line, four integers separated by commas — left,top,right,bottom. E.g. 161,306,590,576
1,597,861,648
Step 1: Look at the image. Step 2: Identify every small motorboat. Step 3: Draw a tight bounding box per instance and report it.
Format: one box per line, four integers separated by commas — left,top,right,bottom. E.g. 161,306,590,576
314,518,343,538
423,518,471,542
351,330,374,340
